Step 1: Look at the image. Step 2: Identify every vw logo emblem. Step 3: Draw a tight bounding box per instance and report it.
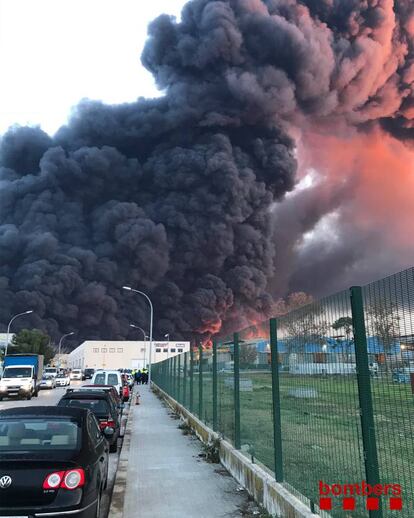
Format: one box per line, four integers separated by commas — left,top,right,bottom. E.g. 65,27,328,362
0,475,12,489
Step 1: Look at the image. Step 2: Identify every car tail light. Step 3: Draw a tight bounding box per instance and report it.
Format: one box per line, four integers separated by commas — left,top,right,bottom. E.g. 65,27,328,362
99,418,115,430
43,469,85,490
62,469,85,489
43,471,64,489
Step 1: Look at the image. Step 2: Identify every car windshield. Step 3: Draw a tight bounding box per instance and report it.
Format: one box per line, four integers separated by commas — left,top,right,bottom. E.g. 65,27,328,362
3,367,32,378
107,374,119,386
0,418,80,451
56,374,66,379
93,373,106,384
59,399,109,415
44,369,56,374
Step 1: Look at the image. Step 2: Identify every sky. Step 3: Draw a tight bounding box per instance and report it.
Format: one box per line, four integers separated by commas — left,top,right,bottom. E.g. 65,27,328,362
0,0,187,136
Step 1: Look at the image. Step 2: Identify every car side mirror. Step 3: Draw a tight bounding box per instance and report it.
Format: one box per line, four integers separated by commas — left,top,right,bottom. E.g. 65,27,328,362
103,427,114,438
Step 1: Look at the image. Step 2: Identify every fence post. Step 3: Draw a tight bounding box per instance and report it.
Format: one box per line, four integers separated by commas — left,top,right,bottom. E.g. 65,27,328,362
213,339,218,431
350,286,382,518
183,352,188,407
173,356,177,399
199,343,203,419
189,347,194,413
169,358,172,396
164,359,168,392
177,354,181,403
270,318,284,482
160,361,164,390
234,332,241,450
164,359,168,393
162,360,166,392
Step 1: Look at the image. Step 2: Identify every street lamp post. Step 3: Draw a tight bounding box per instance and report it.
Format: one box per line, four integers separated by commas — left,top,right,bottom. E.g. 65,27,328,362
123,287,153,385
58,332,75,369
5,310,33,357
130,324,149,369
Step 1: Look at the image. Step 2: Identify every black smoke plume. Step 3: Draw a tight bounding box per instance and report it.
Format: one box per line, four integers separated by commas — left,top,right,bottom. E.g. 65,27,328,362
1,0,414,344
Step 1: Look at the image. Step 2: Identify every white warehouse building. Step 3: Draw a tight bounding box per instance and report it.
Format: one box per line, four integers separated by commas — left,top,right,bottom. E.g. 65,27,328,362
68,340,190,370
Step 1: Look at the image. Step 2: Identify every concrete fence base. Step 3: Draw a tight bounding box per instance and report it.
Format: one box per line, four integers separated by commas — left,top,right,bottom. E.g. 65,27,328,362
152,383,320,518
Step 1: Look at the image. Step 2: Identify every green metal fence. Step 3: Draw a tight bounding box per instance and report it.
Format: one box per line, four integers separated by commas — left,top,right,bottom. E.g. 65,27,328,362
152,267,414,518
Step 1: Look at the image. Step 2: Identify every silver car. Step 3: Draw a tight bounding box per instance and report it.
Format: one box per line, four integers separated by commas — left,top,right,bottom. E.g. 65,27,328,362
39,375,56,389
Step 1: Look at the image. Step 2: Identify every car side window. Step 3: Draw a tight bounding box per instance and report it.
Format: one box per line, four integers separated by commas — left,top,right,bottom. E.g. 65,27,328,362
87,415,102,446
107,373,119,386
109,399,118,420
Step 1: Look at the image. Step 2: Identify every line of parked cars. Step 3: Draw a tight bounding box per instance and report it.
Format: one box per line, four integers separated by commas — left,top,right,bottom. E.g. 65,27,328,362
0,368,133,517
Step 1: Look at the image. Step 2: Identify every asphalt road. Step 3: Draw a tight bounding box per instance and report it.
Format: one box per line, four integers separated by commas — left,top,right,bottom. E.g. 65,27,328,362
0,380,123,518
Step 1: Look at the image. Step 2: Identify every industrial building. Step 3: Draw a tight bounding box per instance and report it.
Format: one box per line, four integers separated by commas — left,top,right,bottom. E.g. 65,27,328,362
68,340,190,370
50,353,69,369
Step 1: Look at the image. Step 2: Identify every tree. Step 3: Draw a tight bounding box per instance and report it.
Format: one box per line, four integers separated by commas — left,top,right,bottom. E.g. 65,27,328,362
332,316,353,361
284,292,315,313
9,329,55,364
239,344,257,366
366,301,400,370
282,303,328,354
274,292,314,317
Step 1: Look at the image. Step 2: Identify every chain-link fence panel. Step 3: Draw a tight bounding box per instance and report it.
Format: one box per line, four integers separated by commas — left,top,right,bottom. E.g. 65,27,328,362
362,267,414,518
238,323,274,471
217,340,235,444
278,290,366,517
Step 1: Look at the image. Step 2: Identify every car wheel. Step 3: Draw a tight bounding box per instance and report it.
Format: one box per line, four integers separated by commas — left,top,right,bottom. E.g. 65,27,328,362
27,393,32,400
0,397,3,401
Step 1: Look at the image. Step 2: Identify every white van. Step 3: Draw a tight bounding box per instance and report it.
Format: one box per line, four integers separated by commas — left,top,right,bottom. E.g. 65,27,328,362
70,368,83,380
44,367,58,378
91,370,122,396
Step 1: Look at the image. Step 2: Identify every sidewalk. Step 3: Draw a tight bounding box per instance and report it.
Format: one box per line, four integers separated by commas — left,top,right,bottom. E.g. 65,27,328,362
121,385,253,518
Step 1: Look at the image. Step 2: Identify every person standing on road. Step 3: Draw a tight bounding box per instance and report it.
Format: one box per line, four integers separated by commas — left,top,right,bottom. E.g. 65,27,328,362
142,368,148,385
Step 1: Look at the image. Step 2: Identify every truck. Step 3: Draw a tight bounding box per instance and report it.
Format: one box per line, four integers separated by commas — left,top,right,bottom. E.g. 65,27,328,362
0,354,44,400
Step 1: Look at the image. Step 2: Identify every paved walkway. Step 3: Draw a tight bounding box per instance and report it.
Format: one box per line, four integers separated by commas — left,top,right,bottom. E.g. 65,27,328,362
122,385,253,518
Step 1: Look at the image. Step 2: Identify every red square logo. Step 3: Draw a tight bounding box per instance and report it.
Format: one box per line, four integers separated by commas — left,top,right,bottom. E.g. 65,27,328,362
343,497,356,511
390,498,402,510
367,497,379,511
319,498,332,511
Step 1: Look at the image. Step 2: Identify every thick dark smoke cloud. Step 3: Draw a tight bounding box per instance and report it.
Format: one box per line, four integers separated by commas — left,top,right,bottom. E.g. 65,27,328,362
1,0,414,344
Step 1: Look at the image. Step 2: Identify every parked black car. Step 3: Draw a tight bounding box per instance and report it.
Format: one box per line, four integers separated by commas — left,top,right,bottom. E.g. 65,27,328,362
71,385,124,420
0,406,110,518
84,369,95,380
58,391,120,453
